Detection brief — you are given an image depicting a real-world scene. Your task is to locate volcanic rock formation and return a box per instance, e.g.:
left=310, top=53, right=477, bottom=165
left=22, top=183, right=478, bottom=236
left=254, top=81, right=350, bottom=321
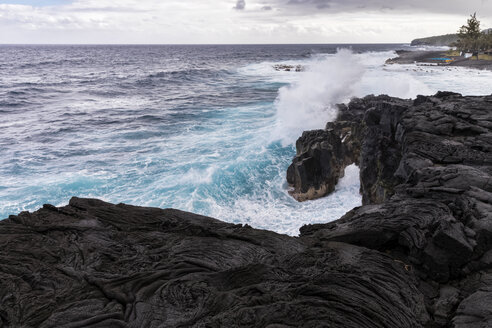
left=1, top=92, right=491, bottom=327
left=0, top=198, right=428, bottom=328
left=291, top=92, right=492, bottom=327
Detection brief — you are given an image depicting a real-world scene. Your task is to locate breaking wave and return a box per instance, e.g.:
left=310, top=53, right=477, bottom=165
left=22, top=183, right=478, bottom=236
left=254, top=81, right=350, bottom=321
left=2, top=44, right=492, bottom=236
left=273, top=49, right=364, bottom=146
left=271, top=49, right=435, bottom=145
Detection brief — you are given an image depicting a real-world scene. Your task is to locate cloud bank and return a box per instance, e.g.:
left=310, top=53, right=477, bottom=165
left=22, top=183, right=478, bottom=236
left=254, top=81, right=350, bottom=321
left=0, top=0, right=491, bottom=43
left=277, top=0, right=492, bottom=15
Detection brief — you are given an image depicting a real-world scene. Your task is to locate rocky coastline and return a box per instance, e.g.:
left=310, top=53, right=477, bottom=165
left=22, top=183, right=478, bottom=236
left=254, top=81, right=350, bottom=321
left=1, top=92, right=491, bottom=327
left=386, top=50, right=492, bottom=70
left=289, top=92, right=492, bottom=326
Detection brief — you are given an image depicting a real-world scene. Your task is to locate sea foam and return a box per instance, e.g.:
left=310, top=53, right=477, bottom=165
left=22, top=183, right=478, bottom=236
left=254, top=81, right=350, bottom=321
left=2, top=45, right=492, bottom=237
left=272, top=49, right=363, bottom=146
left=270, top=49, right=434, bottom=145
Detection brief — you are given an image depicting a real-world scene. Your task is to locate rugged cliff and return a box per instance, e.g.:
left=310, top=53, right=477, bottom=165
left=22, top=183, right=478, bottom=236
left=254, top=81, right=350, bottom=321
left=291, top=92, right=492, bottom=327
left=1, top=92, right=491, bottom=327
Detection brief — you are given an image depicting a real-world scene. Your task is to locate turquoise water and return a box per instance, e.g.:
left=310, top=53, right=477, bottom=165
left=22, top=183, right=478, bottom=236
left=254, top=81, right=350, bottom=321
left=2, top=44, right=492, bottom=235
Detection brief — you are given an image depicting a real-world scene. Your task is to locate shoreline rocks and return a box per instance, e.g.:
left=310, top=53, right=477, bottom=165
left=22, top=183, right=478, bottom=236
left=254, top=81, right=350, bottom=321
left=294, top=92, right=492, bottom=327
left=287, top=94, right=409, bottom=204
left=286, top=121, right=362, bottom=201
left=1, top=92, right=491, bottom=327
left=386, top=50, right=492, bottom=70
left=273, top=64, right=303, bottom=72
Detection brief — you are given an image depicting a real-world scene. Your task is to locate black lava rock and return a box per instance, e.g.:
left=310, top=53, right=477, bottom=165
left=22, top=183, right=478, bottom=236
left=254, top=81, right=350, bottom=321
left=1, top=92, right=491, bottom=327
left=297, top=92, right=492, bottom=327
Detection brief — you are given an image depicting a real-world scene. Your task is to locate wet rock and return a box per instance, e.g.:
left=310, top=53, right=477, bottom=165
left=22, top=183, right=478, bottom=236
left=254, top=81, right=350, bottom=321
left=286, top=105, right=365, bottom=201
left=287, top=95, right=410, bottom=203
left=286, top=124, right=358, bottom=201
left=273, top=64, right=303, bottom=72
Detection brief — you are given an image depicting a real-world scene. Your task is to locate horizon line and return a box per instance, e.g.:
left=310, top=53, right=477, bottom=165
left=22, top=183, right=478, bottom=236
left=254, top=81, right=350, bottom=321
left=0, top=42, right=410, bottom=46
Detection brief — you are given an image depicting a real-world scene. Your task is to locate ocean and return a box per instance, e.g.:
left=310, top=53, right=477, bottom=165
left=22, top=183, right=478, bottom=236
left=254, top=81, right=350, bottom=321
left=1, top=44, right=492, bottom=235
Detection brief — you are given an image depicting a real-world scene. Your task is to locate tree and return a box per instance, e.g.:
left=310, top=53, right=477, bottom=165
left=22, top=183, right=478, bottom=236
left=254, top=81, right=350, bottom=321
left=458, top=13, right=481, bottom=40
left=455, top=13, right=484, bottom=58
left=484, top=30, right=492, bottom=52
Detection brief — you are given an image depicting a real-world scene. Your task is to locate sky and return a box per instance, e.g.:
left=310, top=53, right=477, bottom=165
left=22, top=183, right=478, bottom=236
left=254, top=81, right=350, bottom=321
left=0, top=0, right=491, bottom=44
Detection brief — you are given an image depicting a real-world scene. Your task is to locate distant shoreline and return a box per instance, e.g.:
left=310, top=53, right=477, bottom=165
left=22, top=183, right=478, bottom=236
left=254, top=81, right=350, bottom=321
left=386, top=50, right=492, bottom=71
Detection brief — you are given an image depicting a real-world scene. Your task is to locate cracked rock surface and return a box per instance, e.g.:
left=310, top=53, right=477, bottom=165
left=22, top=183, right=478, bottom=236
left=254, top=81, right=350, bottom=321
left=1, top=92, right=491, bottom=327
left=1, top=198, right=427, bottom=328
left=296, top=92, right=492, bottom=327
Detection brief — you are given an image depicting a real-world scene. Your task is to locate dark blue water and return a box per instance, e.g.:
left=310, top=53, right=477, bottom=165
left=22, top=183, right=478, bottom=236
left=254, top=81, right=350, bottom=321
left=3, top=44, right=488, bottom=234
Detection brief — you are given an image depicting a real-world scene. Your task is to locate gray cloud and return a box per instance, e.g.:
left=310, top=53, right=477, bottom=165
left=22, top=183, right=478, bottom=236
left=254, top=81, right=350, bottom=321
left=234, top=0, right=246, bottom=10
left=70, top=7, right=150, bottom=13
left=272, top=0, right=492, bottom=16
left=287, top=0, right=331, bottom=10
left=1, top=0, right=491, bottom=44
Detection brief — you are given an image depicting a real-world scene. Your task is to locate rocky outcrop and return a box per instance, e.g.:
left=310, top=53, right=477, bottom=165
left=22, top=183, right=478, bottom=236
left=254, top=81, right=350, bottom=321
left=286, top=122, right=360, bottom=201
left=295, top=92, right=492, bottom=327
left=273, top=64, right=303, bottom=72
left=287, top=94, right=409, bottom=203
left=385, top=50, right=492, bottom=70
left=1, top=92, right=491, bottom=327
left=1, top=197, right=428, bottom=328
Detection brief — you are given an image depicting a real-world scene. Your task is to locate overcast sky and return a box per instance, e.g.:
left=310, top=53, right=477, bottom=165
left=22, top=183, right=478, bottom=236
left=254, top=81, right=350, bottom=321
left=0, top=0, right=491, bottom=44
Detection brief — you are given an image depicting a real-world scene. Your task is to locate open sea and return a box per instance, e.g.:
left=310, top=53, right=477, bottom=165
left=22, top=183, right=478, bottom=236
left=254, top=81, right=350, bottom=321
left=1, top=44, right=492, bottom=235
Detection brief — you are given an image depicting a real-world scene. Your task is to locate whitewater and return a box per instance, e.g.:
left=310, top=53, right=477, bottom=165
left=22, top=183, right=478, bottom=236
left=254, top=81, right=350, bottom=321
left=1, top=44, right=492, bottom=235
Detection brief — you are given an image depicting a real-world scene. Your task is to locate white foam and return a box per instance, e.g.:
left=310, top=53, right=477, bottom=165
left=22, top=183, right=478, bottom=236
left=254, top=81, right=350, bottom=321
left=237, top=60, right=303, bottom=84
left=382, top=63, right=492, bottom=95
left=271, top=49, right=364, bottom=146
left=264, top=48, right=492, bottom=147
left=6, top=47, right=491, bottom=238
left=180, top=166, right=217, bottom=184
left=209, top=164, right=361, bottom=236
left=403, top=45, right=453, bottom=52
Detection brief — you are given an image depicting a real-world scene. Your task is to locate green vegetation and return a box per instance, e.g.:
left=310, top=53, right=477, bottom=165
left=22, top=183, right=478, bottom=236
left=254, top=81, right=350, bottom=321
left=410, top=34, right=459, bottom=46
left=453, top=13, right=492, bottom=58
left=459, top=13, right=481, bottom=39
left=445, top=50, right=461, bottom=56
left=470, top=54, right=492, bottom=61
left=410, top=15, right=492, bottom=56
